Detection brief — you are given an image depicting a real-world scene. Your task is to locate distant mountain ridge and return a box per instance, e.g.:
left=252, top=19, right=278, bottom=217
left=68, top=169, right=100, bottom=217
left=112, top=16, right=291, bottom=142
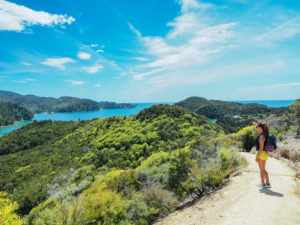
left=99, top=101, right=136, bottom=109
left=0, top=90, right=136, bottom=113
left=174, top=96, right=289, bottom=133
left=174, top=96, right=288, bottom=118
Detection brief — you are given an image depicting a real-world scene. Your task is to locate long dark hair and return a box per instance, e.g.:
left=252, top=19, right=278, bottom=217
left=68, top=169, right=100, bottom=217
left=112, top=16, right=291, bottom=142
left=257, top=122, right=269, bottom=140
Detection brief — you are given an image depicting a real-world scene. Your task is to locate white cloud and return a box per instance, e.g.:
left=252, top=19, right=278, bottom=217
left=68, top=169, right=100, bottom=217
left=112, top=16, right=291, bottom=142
left=77, top=52, right=91, bottom=60
left=41, top=57, right=74, bottom=70
left=179, top=0, right=214, bottom=12
left=0, top=0, right=75, bottom=32
left=21, top=61, right=32, bottom=66
left=82, top=64, right=104, bottom=74
left=90, top=44, right=98, bottom=47
left=128, top=0, right=237, bottom=82
left=93, top=83, right=101, bottom=87
left=166, top=13, right=204, bottom=39
left=65, top=80, right=84, bottom=85
left=135, top=57, right=149, bottom=61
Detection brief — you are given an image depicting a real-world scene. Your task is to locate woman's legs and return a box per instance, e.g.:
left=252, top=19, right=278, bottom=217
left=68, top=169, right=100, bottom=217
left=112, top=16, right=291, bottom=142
left=257, top=159, right=265, bottom=183
left=261, top=160, right=270, bottom=183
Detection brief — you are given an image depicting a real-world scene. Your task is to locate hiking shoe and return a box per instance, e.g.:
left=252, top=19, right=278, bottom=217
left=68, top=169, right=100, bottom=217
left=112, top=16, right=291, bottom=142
left=257, top=183, right=266, bottom=188
left=265, top=182, right=271, bottom=188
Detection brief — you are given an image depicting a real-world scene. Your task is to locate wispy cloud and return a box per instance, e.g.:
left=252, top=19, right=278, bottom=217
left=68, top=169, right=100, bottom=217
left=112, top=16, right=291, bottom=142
left=93, top=83, right=101, bottom=87
left=65, top=80, right=84, bottom=85
left=252, top=17, right=300, bottom=47
left=12, top=78, right=35, bottom=83
left=12, top=80, right=27, bottom=83
left=82, top=64, right=104, bottom=74
left=132, top=68, right=167, bottom=81
left=179, top=0, right=214, bottom=13
left=238, top=83, right=300, bottom=91
left=135, top=57, right=149, bottom=61
left=41, top=57, right=74, bottom=70
left=21, top=61, right=32, bottom=66
left=128, top=0, right=237, bottom=83
left=77, top=52, right=91, bottom=60
left=0, top=0, right=75, bottom=32
left=24, top=78, right=36, bottom=81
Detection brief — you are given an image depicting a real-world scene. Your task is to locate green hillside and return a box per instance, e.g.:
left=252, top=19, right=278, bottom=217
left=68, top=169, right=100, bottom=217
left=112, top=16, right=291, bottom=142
left=0, top=102, right=34, bottom=126
left=0, top=104, right=246, bottom=224
left=175, top=97, right=288, bottom=133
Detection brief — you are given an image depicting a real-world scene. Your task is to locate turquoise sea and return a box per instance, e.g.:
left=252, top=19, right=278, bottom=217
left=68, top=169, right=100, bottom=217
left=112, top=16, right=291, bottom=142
left=233, top=100, right=295, bottom=108
left=0, top=103, right=162, bottom=137
left=0, top=100, right=296, bottom=137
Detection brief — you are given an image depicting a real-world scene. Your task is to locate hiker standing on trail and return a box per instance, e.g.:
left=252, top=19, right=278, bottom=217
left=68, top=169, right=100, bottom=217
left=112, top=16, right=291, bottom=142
left=254, top=122, right=271, bottom=188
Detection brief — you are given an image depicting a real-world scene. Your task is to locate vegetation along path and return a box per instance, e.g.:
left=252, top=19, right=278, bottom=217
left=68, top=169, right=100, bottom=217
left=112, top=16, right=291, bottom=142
left=154, top=152, right=300, bottom=225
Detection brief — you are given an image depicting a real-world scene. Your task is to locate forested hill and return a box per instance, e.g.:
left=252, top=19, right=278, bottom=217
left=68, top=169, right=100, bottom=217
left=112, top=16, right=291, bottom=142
left=0, top=90, right=136, bottom=113
left=0, top=104, right=248, bottom=224
left=0, top=102, right=34, bottom=126
left=175, top=96, right=289, bottom=133
left=99, top=101, right=136, bottom=109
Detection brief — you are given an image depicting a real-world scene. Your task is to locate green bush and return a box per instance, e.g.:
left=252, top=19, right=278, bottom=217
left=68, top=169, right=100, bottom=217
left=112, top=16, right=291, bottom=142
left=0, top=192, right=24, bottom=225
left=168, top=148, right=194, bottom=197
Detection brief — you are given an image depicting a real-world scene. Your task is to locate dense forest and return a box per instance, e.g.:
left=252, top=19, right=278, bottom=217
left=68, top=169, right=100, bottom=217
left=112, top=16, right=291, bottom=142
left=175, top=97, right=289, bottom=133
left=0, top=102, right=33, bottom=126
left=99, top=101, right=136, bottom=109
left=0, top=104, right=248, bottom=224
left=0, top=90, right=136, bottom=113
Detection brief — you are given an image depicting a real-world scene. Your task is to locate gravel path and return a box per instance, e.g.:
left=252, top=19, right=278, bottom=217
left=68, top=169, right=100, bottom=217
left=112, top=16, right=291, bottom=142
left=154, top=152, right=300, bottom=225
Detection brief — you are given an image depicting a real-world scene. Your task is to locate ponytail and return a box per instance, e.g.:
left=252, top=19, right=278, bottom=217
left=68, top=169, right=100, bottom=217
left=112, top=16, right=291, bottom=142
left=257, top=122, right=270, bottom=140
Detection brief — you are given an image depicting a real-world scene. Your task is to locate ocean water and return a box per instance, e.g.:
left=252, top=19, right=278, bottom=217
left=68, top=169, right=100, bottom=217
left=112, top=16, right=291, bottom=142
left=0, top=121, right=33, bottom=137
left=234, top=100, right=295, bottom=108
left=0, top=103, right=166, bottom=137
left=33, top=103, right=164, bottom=121
left=0, top=100, right=295, bottom=137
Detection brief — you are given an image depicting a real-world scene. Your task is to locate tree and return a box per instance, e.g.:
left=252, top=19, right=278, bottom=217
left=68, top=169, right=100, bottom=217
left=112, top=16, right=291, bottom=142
left=289, top=99, right=300, bottom=135
left=168, top=148, right=194, bottom=196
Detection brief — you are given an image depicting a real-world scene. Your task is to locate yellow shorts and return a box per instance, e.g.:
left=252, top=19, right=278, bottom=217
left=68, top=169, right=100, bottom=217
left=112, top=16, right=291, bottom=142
left=256, top=151, right=269, bottom=160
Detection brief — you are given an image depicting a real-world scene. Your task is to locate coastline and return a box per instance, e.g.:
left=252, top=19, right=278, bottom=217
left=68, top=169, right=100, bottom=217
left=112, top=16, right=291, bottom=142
left=0, top=121, right=22, bottom=129
left=0, top=120, right=33, bottom=137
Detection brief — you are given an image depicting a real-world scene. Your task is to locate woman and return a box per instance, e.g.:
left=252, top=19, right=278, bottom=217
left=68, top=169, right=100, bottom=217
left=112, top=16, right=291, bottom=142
left=254, top=122, right=271, bottom=188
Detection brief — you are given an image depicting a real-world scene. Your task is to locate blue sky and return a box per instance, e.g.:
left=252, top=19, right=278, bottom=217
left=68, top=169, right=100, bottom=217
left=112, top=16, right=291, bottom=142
left=0, top=0, right=299, bottom=102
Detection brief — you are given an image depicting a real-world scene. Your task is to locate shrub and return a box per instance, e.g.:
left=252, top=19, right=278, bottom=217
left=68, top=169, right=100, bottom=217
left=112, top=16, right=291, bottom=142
left=168, top=148, right=194, bottom=197
left=140, top=184, right=178, bottom=221
left=81, top=182, right=128, bottom=224
left=0, top=192, right=24, bottom=225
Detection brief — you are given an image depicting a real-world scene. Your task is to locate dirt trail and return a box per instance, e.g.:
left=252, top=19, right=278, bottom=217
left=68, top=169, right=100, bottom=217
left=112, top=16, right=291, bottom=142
left=154, top=152, right=300, bottom=225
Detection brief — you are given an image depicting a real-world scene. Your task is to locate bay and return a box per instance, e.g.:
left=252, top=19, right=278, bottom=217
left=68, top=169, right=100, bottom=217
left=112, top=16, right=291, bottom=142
left=0, top=121, right=33, bottom=137
left=0, top=103, right=169, bottom=137
left=33, top=103, right=168, bottom=121
left=0, top=100, right=296, bottom=137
